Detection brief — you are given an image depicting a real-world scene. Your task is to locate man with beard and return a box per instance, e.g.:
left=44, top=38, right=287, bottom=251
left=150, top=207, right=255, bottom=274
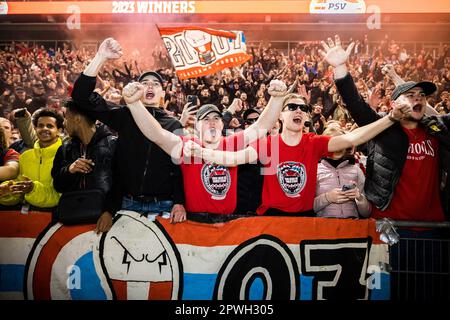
left=321, top=35, right=450, bottom=223
left=71, top=38, right=186, bottom=224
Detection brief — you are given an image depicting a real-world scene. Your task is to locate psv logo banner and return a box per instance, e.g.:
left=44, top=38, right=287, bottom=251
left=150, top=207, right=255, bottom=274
left=158, top=26, right=251, bottom=80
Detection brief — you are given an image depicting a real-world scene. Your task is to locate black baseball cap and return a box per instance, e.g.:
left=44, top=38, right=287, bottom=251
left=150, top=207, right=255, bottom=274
left=391, top=81, right=437, bottom=100
left=243, top=108, right=261, bottom=120
left=138, top=71, right=164, bottom=86
left=196, top=104, right=223, bottom=120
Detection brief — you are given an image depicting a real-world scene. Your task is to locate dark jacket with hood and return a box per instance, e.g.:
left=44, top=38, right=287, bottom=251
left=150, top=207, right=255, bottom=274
left=335, top=73, right=450, bottom=217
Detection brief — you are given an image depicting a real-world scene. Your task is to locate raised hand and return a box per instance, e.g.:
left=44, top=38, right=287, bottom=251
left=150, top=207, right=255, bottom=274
left=267, top=79, right=287, bottom=97
left=319, top=35, right=354, bottom=68
left=228, top=98, right=243, bottom=114
left=368, top=87, right=382, bottom=111
left=298, top=83, right=311, bottom=103
left=122, top=82, right=145, bottom=105
left=97, top=38, right=123, bottom=60
left=381, top=64, right=396, bottom=78
left=180, top=103, right=197, bottom=127
left=287, top=77, right=299, bottom=94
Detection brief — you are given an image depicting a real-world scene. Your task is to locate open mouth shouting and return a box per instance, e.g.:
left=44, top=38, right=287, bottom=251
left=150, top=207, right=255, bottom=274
left=293, top=115, right=303, bottom=125
left=145, top=90, right=155, bottom=100
left=208, top=128, right=218, bottom=137
left=412, top=103, right=423, bottom=113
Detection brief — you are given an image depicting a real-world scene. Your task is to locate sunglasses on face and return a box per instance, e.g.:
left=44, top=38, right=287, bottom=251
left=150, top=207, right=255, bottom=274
left=284, top=103, right=310, bottom=112
left=244, top=118, right=258, bottom=125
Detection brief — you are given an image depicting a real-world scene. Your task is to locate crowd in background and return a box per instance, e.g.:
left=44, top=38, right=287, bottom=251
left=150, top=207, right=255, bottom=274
left=0, top=33, right=449, bottom=214
left=1, top=34, right=449, bottom=136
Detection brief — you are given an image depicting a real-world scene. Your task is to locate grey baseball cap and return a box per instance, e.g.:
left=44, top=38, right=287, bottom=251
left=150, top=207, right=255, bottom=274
left=138, top=71, right=164, bottom=85
left=391, top=81, right=437, bottom=100
left=196, top=104, right=223, bottom=120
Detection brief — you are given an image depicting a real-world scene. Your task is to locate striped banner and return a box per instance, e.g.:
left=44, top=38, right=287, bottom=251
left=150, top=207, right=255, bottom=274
left=0, top=210, right=390, bottom=300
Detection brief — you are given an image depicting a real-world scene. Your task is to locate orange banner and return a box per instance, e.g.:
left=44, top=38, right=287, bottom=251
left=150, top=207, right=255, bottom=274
left=2, top=1, right=450, bottom=15
left=159, top=26, right=251, bottom=79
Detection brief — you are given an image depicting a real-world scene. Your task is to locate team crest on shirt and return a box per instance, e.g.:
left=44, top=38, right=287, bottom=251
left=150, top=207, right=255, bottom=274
left=201, top=163, right=231, bottom=200
left=277, top=162, right=307, bottom=197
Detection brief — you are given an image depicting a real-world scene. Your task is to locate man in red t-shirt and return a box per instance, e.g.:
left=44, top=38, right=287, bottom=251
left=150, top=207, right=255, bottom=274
left=321, top=34, right=449, bottom=222
left=121, top=79, right=291, bottom=218
left=186, top=93, right=410, bottom=216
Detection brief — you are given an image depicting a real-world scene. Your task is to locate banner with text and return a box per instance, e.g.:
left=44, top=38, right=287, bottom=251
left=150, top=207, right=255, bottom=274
left=158, top=26, right=251, bottom=80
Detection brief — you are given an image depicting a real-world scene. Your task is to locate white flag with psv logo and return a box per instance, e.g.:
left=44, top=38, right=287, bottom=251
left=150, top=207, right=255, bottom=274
left=158, top=26, right=251, bottom=80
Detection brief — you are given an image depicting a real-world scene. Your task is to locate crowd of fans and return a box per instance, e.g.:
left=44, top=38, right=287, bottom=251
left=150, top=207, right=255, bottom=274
left=0, top=34, right=449, bottom=219
left=1, top=35, right=449, bottom=127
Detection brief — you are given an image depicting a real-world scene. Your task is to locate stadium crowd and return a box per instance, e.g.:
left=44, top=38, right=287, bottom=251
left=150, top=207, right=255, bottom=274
left=0, top=33, right=449, bottom=232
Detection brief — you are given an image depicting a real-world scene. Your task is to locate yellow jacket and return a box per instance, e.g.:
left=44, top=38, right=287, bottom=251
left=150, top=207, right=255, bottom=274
left=16, top=138, right=62, bottom=208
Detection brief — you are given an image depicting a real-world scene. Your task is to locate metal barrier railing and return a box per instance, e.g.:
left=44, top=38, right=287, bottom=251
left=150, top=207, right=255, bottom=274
left=387, top=220, right=450, bottom=301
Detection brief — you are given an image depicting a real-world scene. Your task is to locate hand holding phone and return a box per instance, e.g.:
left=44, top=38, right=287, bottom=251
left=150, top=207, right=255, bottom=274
left=187, top=95, right=198, bottom=107
left=342, top=183, right=356, bottom=192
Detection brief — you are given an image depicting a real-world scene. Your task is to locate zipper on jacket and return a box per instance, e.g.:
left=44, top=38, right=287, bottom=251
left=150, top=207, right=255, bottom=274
left=336, top=171, right=344, bottom=217
left=139, top=108, right=155, bottom=196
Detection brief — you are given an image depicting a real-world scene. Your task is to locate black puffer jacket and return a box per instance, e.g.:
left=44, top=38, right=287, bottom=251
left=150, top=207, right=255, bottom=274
left=52, top=124, right=119, bottom=213
left=335, top=74, right=450, bottom=215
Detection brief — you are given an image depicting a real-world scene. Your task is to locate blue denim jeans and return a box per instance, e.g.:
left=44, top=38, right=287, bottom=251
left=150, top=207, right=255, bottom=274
left=121, top=197, right=173, bottom=220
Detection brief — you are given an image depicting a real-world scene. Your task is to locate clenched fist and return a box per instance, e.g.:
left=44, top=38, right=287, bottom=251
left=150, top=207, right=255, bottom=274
left=267, top=79, right=287, bottom=97
left=97, top=38, right=123, bottom=60
left=183, top=140, right=203, bottom=158
left=122, top=82, right=145, bottom=105
left=390, top=95, right=413, bottom=121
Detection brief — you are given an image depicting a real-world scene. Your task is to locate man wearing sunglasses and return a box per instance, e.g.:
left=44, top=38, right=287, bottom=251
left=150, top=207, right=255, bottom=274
left=243, top=108, right=260, bottom=128
left=321, top=35, right=450, bottom=224
left=184, top=91, right=411, bottom=216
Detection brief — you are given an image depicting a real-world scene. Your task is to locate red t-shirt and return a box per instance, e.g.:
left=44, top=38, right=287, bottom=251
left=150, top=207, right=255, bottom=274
left=2, top=149, right=19, bottom=164
left=180, top=132, right=245, bottom=215
left=252, top=133, right=331, bottom=215
left=372, top=126, right=445, bottom=221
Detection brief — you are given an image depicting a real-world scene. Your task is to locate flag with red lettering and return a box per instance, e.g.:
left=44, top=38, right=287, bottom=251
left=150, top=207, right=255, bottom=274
left=158, top=26, right=251, bottom=80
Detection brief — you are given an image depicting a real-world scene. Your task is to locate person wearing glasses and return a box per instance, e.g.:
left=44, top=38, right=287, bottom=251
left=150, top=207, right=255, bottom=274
left=243, top=108, right=260, bottom=128
left=182, top=92, right=412, bottom=216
